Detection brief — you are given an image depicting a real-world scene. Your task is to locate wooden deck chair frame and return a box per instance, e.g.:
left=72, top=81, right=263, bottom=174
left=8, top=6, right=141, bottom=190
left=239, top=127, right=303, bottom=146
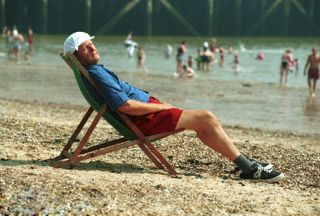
left=50, top=52, right=183, bottom=176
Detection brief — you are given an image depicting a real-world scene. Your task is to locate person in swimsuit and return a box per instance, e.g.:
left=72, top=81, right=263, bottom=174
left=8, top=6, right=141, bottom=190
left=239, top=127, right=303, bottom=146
left=304, top=47, right=320, bottom=97
left=201, top=47, right=213, bottom=71
left=280, top=49, right=294, bottom=85
left=176, top=40, right=187, bottom=77
left=63, top=32, right=284, bottom=182
left=136, top=46, right=148, bottom=73
left=27, top=27, right=33, bottom=53
left=219, top=48, right=225, bottom=67
left=11, top=27, right=24, bottom=62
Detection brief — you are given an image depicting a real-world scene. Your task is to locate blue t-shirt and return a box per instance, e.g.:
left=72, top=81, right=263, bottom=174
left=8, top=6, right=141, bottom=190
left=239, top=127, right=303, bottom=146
left=84, top=64, right=150, bottom=111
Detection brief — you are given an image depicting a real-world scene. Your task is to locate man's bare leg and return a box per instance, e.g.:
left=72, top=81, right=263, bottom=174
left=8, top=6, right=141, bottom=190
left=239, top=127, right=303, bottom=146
left=175, top=110, right=284, bottom=182
left=175, top=110, right=240, bottom=161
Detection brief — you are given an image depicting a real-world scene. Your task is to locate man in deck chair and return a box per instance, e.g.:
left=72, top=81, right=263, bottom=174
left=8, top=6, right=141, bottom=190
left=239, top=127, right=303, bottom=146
left=63, top=32, right=284, bottom=183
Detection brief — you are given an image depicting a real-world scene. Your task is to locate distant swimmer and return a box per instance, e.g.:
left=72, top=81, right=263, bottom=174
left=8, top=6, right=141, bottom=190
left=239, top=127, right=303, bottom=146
left=304, top=47, right=320, bottom=97
left=256, top=52, right=265, bottom=61
left=165, top=44, right=172, bottom=59
left=124, top=31, right=138, bottom=57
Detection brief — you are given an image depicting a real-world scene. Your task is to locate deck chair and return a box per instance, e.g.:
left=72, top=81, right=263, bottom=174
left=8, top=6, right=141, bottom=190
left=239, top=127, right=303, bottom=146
left=50, top=52, right=183, bottom=176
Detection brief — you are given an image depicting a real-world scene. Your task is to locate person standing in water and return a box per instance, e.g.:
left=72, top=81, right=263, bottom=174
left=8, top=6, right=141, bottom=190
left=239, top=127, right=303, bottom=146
left=232, top=53, right=240, bottom=72
left=11, top=26, right=24, bottom=62
left=165, top=44, right=173, bottom=59
left=176, top=40, right=187, bottom=77
left=136, top=46, right=148, bottom=73
left=304, top=47, right=320, bottom=97
left=124, top=31, right=138, bottom=57
left=27, top=27, right=33, bottom=53
left=279, top=49, right=294, bottom=85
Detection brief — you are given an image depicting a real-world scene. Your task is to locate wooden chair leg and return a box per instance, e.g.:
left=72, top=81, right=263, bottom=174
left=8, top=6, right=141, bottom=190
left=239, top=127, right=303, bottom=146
left=136, top=141, right=165, bottom=170
left=61, top=107, right=94, bottom=154
left=117, top=111, right=177, bottom=176
left=70, top=104, right=107, bottom=162
left=143, top=141, right=177, bottom=176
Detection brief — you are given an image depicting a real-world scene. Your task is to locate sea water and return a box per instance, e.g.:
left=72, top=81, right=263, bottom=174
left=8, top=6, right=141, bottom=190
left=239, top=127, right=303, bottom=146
left=17, top=35, right=318, bottom=86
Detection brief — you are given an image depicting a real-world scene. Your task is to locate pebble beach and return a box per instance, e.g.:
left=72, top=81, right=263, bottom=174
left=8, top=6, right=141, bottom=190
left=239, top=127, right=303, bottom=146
left=0, top=62, right=319, bottom=215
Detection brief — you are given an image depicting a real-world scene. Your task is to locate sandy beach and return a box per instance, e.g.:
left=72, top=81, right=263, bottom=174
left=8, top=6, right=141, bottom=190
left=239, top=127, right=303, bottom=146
left=0, top=63, right=319, bottom=215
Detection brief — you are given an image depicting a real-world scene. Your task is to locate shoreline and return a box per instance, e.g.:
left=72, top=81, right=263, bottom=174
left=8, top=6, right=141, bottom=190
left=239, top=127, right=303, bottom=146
left=1, top=62, right=319, bottom=136
left=0, top=97, right=319, bottom=215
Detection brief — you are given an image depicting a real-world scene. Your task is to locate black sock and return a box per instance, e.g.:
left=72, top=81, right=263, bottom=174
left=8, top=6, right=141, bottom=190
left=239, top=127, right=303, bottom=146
left=233, top=155, right=253, bottom=173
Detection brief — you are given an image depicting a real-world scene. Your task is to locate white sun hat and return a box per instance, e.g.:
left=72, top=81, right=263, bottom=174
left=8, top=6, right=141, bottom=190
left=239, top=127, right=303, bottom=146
left=63, top=32, right=95, bottom=53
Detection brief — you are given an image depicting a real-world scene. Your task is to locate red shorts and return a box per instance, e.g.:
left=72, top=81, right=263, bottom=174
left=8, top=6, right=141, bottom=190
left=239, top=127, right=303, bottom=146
left=130, top=97, right=183, bottom=135
left=308, top=68, right=320, bottom=80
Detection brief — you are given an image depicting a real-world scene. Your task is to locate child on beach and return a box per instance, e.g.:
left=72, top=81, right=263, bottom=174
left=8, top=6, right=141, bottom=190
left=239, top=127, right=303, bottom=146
left=182, top=64, right=195, bottom=78
left=232, top=53, right=240, bottom=72
left=24, top=50, right=31, bottom=61
left=195, top=48, right=202, bottom=70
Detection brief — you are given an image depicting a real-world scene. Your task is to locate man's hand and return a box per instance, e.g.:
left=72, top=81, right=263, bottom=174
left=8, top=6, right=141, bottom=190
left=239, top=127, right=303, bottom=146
left=160, top=101, right=176, bottom=109
left=118, top=99, right=177, bottom=116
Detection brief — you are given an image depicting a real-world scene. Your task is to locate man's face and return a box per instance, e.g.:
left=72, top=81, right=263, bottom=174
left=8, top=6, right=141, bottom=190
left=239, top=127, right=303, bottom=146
left=75, top=40, right=100, bottom=65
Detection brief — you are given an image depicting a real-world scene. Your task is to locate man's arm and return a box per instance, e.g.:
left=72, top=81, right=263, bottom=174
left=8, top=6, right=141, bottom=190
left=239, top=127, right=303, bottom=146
left=118, top=99, right=176, bottom=116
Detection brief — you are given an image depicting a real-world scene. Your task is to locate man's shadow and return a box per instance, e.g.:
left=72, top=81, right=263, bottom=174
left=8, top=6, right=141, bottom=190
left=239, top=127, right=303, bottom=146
left=0, top=158, right=206, bottom=178
left=0, top=158, right=159, bottom=175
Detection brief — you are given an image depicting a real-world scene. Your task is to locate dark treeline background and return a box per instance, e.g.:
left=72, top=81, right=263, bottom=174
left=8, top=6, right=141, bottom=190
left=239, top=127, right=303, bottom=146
left=1, top=0, right=319, bottom=36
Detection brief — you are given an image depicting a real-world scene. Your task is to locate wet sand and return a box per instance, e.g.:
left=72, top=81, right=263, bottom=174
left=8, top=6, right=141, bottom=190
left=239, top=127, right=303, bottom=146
left=0, top=63, right=319, bottom=215
left=0, top=62, right=320, bottom=135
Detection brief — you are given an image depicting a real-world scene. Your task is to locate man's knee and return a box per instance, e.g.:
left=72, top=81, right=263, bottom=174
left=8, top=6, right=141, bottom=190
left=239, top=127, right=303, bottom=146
left=177, top=110, right=220, bottom=130
left=199, top=110, right=220, bottom=126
